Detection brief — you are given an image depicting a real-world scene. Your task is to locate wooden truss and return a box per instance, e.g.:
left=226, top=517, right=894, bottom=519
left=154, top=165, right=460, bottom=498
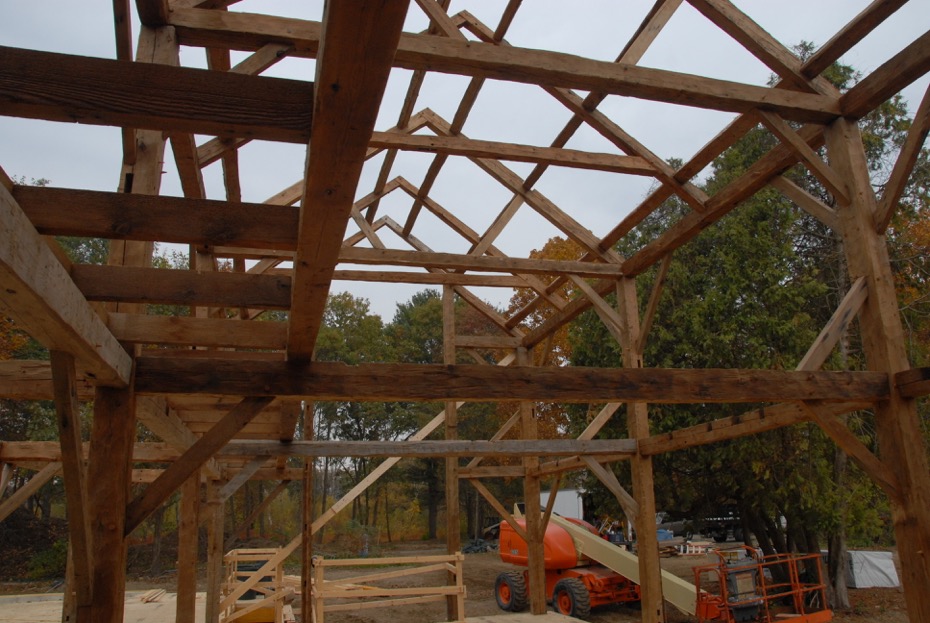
left=1, top=1, right=929, bottom=622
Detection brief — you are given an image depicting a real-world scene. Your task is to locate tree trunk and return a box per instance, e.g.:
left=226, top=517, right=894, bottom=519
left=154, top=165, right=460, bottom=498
left=427, top=459, right=440, bottom=540
left=317, top=456, right=329, bottom=545
left=384, top=486, right=392, bottom=543
left=149, top=504, right=164, bottom=576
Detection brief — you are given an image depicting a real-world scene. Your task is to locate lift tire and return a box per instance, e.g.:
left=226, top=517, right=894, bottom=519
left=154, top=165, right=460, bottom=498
left=495, top=571, right=528, bottom=612
left=553, top=578, right=591, bottom=619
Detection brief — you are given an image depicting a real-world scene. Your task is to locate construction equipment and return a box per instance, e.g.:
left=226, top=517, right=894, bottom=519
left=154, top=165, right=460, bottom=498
left=694, top=546, right=832, bottom=623
left=496, top=516, right=640, bottom=618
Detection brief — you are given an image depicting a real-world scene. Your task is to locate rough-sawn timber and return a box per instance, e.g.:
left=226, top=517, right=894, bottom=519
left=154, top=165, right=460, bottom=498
left=133, top=357, right=888, bottom=403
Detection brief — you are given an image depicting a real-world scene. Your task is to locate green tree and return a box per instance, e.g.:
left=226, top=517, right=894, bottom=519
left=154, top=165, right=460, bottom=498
left=567, top=49, right=930, bottom=610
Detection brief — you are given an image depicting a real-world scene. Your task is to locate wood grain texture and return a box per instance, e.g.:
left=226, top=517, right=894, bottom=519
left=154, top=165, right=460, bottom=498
left=288, top=0, right=410, bottom=361
left=0, top=184, right=131, bottom=386
left=133, top=356, right=889, bottom=403
left=0, top=45, right=313, bottom=142
left=170, top=8, right=841, bottom=122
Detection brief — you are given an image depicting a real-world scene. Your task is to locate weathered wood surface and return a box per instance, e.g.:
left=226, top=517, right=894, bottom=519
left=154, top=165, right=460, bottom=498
left=0, top=45, right=313, bottom=142
left=169, top=9, right=842, bottom=122
left=287, top=1, right=409, bottom=361
left=0, top=183, right=131, bottom=386
left=896, top=367, right=930, bottom=398
left=134, top=357, right=889, bottom=403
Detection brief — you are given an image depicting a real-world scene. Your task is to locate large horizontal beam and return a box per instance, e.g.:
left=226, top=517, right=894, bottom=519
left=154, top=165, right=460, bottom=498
left=368, top=132, right=655, bottom=175
left=108, top=312, right=287, bottom=349
left=134, top=356, right=888, bottom=403
left=71, top=265, right=292, bottom=309
left=340, top=247, right=624, bottom=278
left=169, top=8, right=841, bottom=123
left=0, top=184, right=131, bottom=386
left=0, top=45, right=313, bottom=142
left=19, top=188, right=618, bottom=282
left=0, top=360, right=96, bottom=400
left=221, top=439, right=637, bottom=458
left=16, top=185, right=300, bottom=251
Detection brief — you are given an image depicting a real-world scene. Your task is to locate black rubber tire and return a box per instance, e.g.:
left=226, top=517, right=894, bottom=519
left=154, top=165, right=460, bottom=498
left=552, top=578, right=592, bottom=619
left=495, top=571, right=528, bottom=612
left=713, top=533, right=728, bottom=543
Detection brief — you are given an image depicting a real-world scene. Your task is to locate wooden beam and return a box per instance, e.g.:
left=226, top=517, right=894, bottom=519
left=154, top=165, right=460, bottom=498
left=221, top=439, right=637, bottom=458
left=334, top=270, right=525, bottom=287
left=896, top=367, right=930, bottom=398
left=137, top=397, right=221, bottom=479
left=582, top=456, right=638, bottom=519
left=512, top=0, right=906, bottom=345
left=225, top=480, right=290, bottom=550
left=287, top=1, right=410, bottom=361
left=16, top=185, right=300, bottom=250
left=797, top=277, right=868, bottom=371
left=804, top=0, right=908, bottom=79
left=0, top=360, right=95, bottom=401
left=875, top=82, right=930, bottom=232
left=758, top=110, right=850, bottom=205
left=134, top=357, right=889, bottom=403
left=50, top=352, right=93, bottom=607
left=686, top=0, right=835, bottom=95
left=800, top=401, right=901, bottom=503
left=339, top=246, right=625, bottom=278
left=175, top=471, right=199, bottom=623
left=124, top=396, right=273, bottom=534
left=454, top=335, right=522, bottom=349
left=639, top=401, right=867, bottom=456
left=135, top=0, right=170, bottom=26
left=0, top=183, right=131, bottom=386
left=86, top=385, right=135, bottom=623
left=71, top=264, right=291, bottom=310
left=168, top=9, right=842, bottom=122
left=0, top=462, right=61, bottom=523
left=827, top=116, right=930, bottom=621
left=312, top=410, right=448, bottom=534
left=218, top=455, right=270, bottom=502
left=107, top=312, right=287, bottom=350
left=468, top=477, right=528, bottom=543
left=0, top=45, right=313, bottom=143
left=840, top=29, right=930, bottom=119
left=368, top=131, right=655, bottom=175
left=769, top=175, right=839, bottom=230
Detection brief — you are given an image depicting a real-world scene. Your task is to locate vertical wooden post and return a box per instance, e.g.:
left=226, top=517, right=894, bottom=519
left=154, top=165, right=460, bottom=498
left=517, top=346, right=546, bottom=615
left=301, top=403, right=314, bottom=623
left=86, top=385, right=136, bottom=623
left=826, top=118, right=930, bottom=623
left=442, top=285, right=463, bottom=621
left=617, top=278, right=665, bottom=623
left=62, top=544, right=76, bottom=623
left=205, top=480, right=225, bottom=623
left=313, top=558, right=326, bottom=623
left=50, top=351, right=92, bottom=619
left=176, top=470, right=200, bottom=623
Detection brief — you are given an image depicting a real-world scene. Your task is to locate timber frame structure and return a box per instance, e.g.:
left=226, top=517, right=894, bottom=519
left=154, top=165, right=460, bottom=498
left=1, top=1, right=929, bottom=622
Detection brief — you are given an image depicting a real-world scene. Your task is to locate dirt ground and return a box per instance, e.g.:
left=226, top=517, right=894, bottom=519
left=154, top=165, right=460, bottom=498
left=0, top=540, right=909, bottom=623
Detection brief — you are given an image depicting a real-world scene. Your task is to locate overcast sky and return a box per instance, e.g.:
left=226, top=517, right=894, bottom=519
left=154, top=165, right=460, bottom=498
left=1, top=1, right=928, bottom=320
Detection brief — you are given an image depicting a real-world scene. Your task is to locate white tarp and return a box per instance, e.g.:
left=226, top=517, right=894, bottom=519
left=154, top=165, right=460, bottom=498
left=847, top=550, right=899, bottom=588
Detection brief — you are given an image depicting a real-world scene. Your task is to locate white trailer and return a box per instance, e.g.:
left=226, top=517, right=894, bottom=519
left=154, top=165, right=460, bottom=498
left=540, top=488, right=584, bottom=520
